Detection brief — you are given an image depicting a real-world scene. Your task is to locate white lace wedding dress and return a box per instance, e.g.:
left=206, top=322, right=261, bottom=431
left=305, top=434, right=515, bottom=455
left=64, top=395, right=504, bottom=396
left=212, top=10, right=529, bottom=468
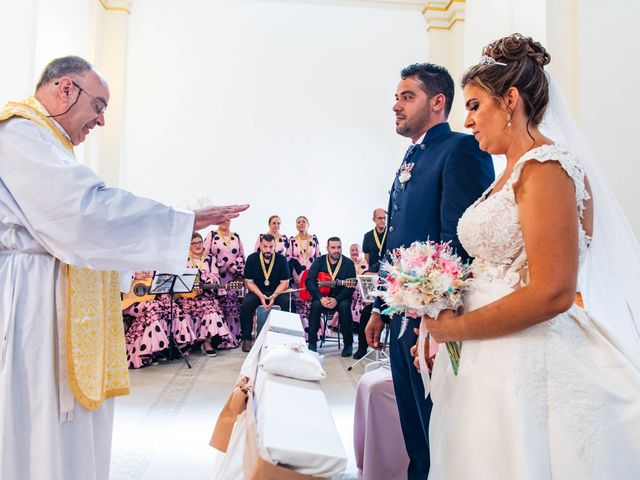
left=428, top=144, right=640, bottom=479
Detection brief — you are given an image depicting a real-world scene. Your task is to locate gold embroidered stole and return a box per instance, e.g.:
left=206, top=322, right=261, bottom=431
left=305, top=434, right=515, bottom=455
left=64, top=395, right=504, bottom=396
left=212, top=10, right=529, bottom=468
left=0, top=97, right=129, bottom=410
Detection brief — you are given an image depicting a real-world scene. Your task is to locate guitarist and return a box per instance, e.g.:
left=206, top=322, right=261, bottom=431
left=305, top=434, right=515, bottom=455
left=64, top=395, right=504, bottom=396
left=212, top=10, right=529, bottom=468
left=305, top=237, right=356, bottom=356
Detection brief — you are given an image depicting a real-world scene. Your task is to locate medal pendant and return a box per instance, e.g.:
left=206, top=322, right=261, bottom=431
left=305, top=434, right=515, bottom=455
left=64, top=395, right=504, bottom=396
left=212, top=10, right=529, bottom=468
left=264, top=279, right=270, bottom=286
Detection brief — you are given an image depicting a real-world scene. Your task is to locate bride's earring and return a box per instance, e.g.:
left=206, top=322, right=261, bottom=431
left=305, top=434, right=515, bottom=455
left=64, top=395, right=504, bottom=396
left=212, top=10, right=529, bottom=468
left=506, top=113, right=512, bottom=128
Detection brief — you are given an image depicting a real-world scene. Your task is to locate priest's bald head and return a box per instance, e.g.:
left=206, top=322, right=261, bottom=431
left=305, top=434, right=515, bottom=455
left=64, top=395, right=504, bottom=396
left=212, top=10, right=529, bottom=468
left=34, top=56, right=109, bottom=146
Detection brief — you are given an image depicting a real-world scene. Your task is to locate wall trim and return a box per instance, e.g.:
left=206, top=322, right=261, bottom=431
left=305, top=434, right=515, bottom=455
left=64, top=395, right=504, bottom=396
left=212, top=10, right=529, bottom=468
left=422, top=0, right=465, bottom=14
left=423, top=0, right=464, bottom=31
left=98, top=0, right=132, bottom=14
left=255, top=0, right=424, bottom=10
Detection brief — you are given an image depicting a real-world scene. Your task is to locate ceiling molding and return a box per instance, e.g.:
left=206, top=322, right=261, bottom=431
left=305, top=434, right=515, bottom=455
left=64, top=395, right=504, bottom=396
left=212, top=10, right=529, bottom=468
left=258, top=0, right=425, bottom=11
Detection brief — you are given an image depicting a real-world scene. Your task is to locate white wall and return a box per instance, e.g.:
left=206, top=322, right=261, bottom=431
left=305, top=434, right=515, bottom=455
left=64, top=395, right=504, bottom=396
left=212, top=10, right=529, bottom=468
left=2, top=0, right=637, bottom=245
left=0, top=0, right=105, bottom=169
left=577, top=0, right=640, bottom=234
left=122, top=0, right=428, bottom=250
left=463, top=0, right=546, bottom=74
left=0, top=0, right=38, bottom=103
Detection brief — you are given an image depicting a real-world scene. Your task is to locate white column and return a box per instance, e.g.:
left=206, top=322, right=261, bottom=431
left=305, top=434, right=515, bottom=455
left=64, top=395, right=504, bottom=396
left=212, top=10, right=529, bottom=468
left=91, top=0, right=134, bottom=187
left=545, top=0, right=579, bottom=114
left=0, top=0, right=38, bottom=106
left=422, top=0, right=467, bottom=129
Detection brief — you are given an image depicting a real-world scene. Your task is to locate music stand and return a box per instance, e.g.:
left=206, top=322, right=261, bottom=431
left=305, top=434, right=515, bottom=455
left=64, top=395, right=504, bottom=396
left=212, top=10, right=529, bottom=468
left=348, top=275, right=390, bottom=371
left=149, top=269, right=198, bottom=369
left=356, top=274, right=379, bottom=303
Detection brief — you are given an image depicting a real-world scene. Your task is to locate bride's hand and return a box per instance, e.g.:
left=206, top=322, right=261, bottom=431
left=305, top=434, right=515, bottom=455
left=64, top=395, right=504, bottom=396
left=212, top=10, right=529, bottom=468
left=423, top=310, right=459, bottom=343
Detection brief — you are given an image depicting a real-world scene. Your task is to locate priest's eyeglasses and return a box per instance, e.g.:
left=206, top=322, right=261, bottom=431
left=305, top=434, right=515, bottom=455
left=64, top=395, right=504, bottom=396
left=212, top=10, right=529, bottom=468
left=72, top=81, right=108, bottom=115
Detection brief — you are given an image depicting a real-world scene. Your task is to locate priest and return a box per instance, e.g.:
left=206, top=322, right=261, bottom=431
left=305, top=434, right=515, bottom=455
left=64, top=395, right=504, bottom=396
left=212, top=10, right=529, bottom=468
left=0, top=55, right=248, bottom=480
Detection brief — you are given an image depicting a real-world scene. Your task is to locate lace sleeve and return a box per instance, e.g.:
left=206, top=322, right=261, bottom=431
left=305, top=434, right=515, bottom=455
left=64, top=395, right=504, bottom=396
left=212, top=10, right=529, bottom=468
left=506, top=144, right=591, bottom=217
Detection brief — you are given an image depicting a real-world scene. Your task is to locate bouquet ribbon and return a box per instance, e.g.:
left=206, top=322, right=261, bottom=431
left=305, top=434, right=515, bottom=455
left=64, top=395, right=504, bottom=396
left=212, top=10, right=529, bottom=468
left=417, top=321, right=432, bottom=397
left=418, top=311, right=462, bottom=398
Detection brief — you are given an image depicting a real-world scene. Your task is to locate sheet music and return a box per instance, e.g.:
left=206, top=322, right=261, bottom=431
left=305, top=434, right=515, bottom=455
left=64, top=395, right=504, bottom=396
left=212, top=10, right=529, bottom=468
left=150, top=268, right=198, bottom=294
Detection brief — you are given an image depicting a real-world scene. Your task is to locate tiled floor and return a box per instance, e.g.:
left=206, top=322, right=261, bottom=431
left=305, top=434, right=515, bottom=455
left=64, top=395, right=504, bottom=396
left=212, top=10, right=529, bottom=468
left=110, top=342, right=372, bottom=480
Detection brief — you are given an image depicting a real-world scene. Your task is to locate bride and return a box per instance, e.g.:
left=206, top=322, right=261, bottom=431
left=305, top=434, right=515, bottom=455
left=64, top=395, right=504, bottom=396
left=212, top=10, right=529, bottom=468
left=423, top=34, right=640, bottom=478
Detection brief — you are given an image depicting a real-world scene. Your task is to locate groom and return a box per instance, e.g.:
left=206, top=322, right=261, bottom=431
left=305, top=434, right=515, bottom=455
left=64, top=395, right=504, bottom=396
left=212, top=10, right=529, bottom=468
left=365, top=63, right=494, bottom=478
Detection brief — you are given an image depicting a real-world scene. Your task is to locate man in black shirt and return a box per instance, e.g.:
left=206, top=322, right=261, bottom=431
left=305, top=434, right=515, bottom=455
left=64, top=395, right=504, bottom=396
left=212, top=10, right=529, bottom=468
left=361, top=208, right=388, bottom=273
left=305, top=237, right=356, bottom=356
left=240, top=234, right=292, bottom=352
left=353, top=208, right=388, bottom=359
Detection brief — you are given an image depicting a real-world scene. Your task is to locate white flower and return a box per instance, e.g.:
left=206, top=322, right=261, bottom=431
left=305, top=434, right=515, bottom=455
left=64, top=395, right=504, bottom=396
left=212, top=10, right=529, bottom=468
left=398, top=162, right=415, bottom=188
left=429, top=271, right=453, bottom=294
left=399, top=170, right=412, bottom=183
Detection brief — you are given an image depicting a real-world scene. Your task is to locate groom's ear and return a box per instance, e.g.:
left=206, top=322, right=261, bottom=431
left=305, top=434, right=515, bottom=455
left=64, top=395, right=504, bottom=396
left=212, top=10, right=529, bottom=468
left=431, top=93, right=447, bottom=114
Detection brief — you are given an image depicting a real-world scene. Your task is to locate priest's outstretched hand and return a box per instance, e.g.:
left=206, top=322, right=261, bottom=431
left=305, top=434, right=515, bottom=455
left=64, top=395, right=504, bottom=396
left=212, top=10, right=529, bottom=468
left=193, top=204, right=250, bottom=231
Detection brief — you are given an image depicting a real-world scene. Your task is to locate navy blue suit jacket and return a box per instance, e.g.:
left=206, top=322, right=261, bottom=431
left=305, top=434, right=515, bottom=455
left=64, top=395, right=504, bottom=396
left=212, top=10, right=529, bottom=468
left=375, top=122, right=494, bottom=309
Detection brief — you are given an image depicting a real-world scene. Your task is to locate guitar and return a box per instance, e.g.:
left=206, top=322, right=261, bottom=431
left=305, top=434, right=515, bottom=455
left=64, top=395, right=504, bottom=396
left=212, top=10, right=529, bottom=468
left=175, top=280, right=245, bottom=299
left=298, top=270, right=357, bottom=301
left=122, top=279, right=244, bottom=309
left=122, top=277, right=155, bottom=310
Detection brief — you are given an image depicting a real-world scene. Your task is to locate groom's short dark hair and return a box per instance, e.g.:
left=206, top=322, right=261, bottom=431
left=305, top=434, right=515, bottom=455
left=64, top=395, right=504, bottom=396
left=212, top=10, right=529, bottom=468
left=401, top=63, right=454, bottom=117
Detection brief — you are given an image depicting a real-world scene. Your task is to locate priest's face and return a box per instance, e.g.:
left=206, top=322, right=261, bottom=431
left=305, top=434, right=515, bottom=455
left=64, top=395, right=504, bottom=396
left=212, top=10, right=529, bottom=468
left=56, top=70, right=110, bottom=146
left=327, top=240, right=342, bottom=261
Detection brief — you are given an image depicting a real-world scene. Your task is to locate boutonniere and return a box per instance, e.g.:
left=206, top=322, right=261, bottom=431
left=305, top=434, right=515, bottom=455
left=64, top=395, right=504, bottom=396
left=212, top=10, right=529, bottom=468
left=398, top=162, right=415, bottom=189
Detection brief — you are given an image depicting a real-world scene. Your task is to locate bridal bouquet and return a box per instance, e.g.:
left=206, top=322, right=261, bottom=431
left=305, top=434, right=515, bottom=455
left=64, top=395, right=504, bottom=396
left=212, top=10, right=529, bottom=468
left=376, top=241, right=473, bottom=380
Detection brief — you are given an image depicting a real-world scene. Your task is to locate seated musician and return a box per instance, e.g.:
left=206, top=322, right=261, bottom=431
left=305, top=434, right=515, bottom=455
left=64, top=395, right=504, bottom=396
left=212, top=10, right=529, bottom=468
left=176, top=232, right=232, bottom=357
left=305, top=237, right=356, bottom=356
left=123, top=271, right=193, bottom=368
left=240, top=233, right=292, bottom=352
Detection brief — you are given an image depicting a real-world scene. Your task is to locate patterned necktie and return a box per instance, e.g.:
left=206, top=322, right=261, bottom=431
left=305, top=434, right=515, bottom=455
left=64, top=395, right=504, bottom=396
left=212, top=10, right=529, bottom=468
left=402, top=144, right=417, bottom=163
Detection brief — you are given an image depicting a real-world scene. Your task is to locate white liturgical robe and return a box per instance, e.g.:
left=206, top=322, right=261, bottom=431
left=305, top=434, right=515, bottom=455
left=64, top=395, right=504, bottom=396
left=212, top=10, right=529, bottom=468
left=0, top=116, right=194, bottom=480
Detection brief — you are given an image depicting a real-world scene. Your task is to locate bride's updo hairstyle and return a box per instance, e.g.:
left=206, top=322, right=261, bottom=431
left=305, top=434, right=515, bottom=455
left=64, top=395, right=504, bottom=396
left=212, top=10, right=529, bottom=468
left=462, top=33, right=551, bottom=128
